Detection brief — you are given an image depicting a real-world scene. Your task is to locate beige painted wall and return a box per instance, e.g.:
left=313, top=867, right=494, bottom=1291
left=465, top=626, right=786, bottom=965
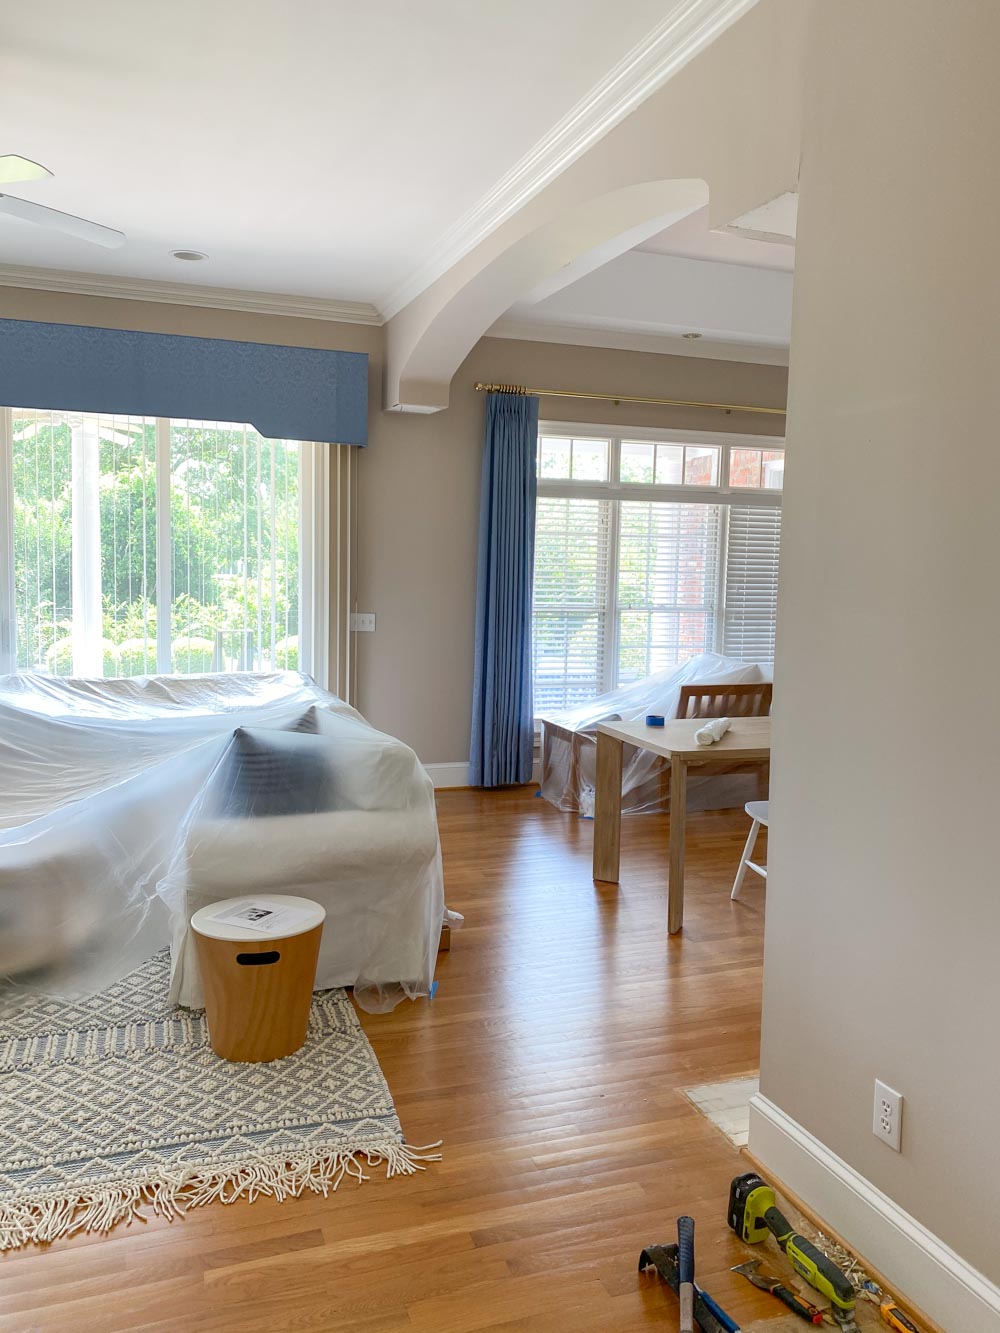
left=0, top=287, right=786, bottom=762
left=755, top=0, right=999, bottom=1287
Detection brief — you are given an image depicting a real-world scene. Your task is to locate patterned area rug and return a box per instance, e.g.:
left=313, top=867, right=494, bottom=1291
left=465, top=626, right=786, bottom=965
left=0, top=951, right=438, bottom=1250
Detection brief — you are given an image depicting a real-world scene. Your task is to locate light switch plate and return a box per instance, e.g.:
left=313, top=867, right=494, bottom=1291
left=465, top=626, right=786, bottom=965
left=350, top=612, right=376, bottom=632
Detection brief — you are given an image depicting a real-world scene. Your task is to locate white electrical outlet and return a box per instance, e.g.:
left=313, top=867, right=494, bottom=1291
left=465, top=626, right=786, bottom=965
left=873, top=1079, right=903, bottom=1151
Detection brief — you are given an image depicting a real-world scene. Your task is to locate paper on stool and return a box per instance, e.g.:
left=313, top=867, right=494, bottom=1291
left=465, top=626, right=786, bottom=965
left=210, top=900, right=315, bottom=935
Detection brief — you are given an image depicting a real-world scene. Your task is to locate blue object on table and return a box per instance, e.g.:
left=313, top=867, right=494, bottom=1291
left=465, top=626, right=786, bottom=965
left=645, top=714, right=665, bottom=726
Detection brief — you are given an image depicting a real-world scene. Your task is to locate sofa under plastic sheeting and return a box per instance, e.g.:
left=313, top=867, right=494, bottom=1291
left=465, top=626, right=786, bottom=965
left=0, top=672, right=446, bottom=1013
left=538, top=653, right=770, bottom=816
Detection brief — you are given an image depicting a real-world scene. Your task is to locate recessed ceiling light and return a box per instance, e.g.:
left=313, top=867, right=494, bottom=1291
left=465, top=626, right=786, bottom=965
left=171, top=249, right=207, bottom=262
left=682, top=332, right=703, bottom=340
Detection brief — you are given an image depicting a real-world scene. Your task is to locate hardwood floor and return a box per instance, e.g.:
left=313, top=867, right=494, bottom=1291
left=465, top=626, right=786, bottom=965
left=1, top=788, right=777, bottom=1332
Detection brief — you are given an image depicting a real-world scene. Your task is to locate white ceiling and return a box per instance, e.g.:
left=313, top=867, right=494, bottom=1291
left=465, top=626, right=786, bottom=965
left=495, top=204, right=795, bottom=359
left=0, top=0, right=671, bottom=305
left=640, top=203, right=794, bottom=271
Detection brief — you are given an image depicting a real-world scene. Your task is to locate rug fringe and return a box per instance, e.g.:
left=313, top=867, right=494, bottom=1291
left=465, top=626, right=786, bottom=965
left=0, top=1140, right=443, bottom=1251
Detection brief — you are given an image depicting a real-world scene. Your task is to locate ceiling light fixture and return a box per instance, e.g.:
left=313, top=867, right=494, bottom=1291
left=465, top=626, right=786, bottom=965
left=682, top=332, right=703, bottom=340
left=171, top=249, right=207, bottom=261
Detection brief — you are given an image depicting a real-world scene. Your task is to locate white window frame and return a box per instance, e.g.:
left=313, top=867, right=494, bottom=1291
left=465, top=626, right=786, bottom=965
left=0, top=406, right=329, bottom=682
left=534, top=420, right=784, bottom=706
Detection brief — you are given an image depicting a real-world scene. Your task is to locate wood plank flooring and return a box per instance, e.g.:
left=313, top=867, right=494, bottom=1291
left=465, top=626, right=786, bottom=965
left=1, top=788, right=777, bottom=1332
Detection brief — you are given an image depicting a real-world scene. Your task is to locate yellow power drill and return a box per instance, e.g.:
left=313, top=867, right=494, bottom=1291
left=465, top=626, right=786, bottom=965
left=728, top=1173, right=859, bottom=1330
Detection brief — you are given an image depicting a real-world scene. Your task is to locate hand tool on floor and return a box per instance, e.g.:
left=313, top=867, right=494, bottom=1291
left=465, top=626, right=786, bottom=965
left=678, top=1214, right=696, bottom=1333
left=880, top=1299, right=921, bottom=1331
left=732, top=1259, right=825, bottom=1324
left=638, top=1244, right=739, bottom=1333
left=728, top=1173, right=858, bottom=1330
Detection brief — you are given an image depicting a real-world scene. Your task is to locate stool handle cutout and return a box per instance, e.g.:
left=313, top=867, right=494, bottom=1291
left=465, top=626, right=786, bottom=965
left=236, top=950, right=281, bottom=966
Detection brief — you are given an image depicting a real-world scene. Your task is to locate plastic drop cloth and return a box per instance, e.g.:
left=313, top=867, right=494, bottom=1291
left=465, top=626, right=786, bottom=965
left=538, top=653, right=769, bottom=816
left=0, top=672, right=446, bottom=1013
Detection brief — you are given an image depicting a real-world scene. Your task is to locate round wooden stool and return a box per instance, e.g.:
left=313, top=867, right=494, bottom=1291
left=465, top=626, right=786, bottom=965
left=191, top=895, right=325, bottom=1063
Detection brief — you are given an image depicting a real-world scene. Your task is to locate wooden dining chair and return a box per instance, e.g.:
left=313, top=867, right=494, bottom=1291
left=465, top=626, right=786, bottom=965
left=675, top=681, right=773, bottom=719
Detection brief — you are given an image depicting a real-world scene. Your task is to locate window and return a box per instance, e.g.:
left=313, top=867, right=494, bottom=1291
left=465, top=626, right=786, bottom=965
left=617, top=500, right=721, bottom=685
left=0, top=406, right=319, bottom=678
left=532, top=426, right=783, bottom=714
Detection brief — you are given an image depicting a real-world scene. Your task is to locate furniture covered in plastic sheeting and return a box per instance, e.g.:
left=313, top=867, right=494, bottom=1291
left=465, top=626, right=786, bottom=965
left=0, top=672, right=445, bottom=1013
left=538, top=654, right=770, bottom=816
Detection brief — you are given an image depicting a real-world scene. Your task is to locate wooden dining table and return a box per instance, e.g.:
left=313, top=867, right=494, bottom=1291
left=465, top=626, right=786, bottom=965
left=592, top=716, right=771, bottom=933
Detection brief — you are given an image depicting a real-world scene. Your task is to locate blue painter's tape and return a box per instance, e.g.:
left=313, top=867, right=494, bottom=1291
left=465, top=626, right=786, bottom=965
left=645, top=714, right=665, bottom=726
left=429, top=981, right=439, bottom=1000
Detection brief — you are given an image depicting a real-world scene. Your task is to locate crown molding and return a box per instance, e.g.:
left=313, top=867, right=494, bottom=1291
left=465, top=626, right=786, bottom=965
left=378, top=0, right=760, bottom=321
left=0, top=265, right=382, bottom=326
left=488, top=316, right=789, bottom=367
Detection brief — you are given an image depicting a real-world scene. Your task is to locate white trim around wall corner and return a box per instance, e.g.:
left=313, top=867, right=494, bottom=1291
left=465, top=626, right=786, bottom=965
left=377, top=0, right=761, bottom=320
left=748, top=1094, right=1000, bottom=1332
left=424, top=761, right=541, bottom=790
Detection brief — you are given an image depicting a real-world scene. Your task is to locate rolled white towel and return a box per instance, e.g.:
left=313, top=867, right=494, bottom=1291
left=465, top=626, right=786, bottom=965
left=695, top=716, right=731, bottom=746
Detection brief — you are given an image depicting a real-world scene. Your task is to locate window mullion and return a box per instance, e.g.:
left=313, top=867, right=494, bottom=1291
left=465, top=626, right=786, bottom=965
left=601, top=437, right=622, bottom=691
left=70, top=417, right=103, bottom=676
left=154, top=418, right=172, bottom=674
left=602, top=496, right=621, bottom=693
left=714, top=503, right=730, bottom=654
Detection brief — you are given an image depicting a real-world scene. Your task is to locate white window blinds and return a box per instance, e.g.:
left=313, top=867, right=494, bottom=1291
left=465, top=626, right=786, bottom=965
left=722, top=504, right=782, bottom=664
left=617, top=501, right=721, bottom=683
left=532, top=495, right=611, bottom=713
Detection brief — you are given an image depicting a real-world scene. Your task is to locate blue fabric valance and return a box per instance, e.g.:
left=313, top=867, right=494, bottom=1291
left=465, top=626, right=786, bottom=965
left=0, top=318, right=368, bottom=445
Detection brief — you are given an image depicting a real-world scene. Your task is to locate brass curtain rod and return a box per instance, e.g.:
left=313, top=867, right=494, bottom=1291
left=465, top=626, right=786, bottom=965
left=474, top=382, right=785, bottom=417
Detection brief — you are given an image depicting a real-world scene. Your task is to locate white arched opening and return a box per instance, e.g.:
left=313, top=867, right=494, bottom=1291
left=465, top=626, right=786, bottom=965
left=385, top=179, right=709, bottom=412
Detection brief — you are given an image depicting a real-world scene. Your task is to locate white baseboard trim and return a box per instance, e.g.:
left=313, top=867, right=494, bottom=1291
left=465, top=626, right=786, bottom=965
left=423, top=761, right=541, bottom=790
left=748, top=1093, right=1000, bottom=1332
left=424, top=762, right=472, bottom=789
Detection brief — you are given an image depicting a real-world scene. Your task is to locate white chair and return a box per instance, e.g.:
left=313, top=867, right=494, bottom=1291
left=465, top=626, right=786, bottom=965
left=731, top=800, right=769, bottom=899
